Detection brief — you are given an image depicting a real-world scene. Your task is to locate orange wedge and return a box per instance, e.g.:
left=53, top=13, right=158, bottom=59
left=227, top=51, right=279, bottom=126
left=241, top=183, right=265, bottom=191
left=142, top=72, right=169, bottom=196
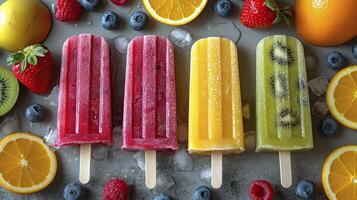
left=0, top=133, right=57, bottom=194
left=326, top=65, right=357, bottom=130
left=143, top=0, right=208, bottom=26
left=322, top=145, right=357, bottom=200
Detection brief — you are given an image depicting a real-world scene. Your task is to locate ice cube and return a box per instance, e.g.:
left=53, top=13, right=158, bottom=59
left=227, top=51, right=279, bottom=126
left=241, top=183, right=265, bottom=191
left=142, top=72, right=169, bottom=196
left=244, top=131, right=256, bottom=152
left=0, top=115, right=19, bottom=135
left=133, top=151, right=145, bottom=171
left=177, top=121, right=188, bottom=143
left=46, top=85, right=59, bottom=106
left=156, top=173, right=175, bottom=192
left=123, top=167, right=139, bottom=185
left=43, top=126, right=59, bottom=149
left=170, top=148, right=193, bottom=171
left=114, top=37, right=129, bottom=54
left=169, top=29, right=193, bottom=48
left=92, top=145, right=109, bottom=161
left=136, top=1, right=143, bottom=8
left=199, top=167, right=211, bottom=184
left=305, top=55, right=318, bottom=73
left=112, top=126, right=123, bottom=151
left=312, top=101, right=329, bottom=117
left=308, top=76, right=329, bottom=97
left=51, top=3, right=56, bottom=14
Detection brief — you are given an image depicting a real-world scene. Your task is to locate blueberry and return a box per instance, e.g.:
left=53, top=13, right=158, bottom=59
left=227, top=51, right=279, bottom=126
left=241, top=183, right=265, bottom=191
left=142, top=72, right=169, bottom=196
left=101, top=11, right=119, bottom=30
left=153, top=193, right=171, bottom=200
left=214, top=0, right=233, bottom=17
left=320, top=117, right=338, bottom=137
left=25, top=104, right=45, bottom=122
left=193, top=186, right=212, bottom=200
left=295, top=179, right=315, bottom=199
left=129, top=11, right=148, bottom=31
left=352, top=42, right=357, bottom=59
left=63, top=183, right=84, bottom=200
left=80, top=0, right=100, bottom=11
left=326, top=51, right=344, bottom=70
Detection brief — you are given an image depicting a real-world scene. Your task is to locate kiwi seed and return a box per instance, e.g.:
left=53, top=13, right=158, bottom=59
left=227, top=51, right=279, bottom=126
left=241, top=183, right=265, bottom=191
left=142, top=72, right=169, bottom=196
left=270, top=73, right=289, bottom=99
left=0, top=67, right=19, bottom=117
left=269, top=41, right=295, bottom=66
left=278, top=108, right=300, bottom=128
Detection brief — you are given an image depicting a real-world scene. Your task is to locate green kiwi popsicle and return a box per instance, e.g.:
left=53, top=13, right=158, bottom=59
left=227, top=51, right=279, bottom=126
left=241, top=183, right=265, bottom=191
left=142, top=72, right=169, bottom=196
left=256, top=35, right=313, bottom=151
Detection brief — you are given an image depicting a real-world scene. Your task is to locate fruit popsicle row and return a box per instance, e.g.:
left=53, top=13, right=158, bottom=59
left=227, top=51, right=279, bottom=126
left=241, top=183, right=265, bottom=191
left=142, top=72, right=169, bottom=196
left=56, top=34, right=313, bottom=189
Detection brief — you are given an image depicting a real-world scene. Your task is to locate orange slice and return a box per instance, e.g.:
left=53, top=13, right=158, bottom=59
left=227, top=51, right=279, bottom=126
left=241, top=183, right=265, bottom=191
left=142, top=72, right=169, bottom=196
left=143, top=0, right=208, bottom=26
left=326, top=65, right=357, bottom=130
left=0, top=133, right=57, bottom=194
left=322, top=145, right=357, bottom=200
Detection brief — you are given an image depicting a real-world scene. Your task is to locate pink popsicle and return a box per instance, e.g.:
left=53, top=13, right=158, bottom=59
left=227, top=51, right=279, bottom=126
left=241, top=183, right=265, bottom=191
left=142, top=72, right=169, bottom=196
left=123, top=35, right=178, bottom=151
left=57, top=34, right=112, bottom=146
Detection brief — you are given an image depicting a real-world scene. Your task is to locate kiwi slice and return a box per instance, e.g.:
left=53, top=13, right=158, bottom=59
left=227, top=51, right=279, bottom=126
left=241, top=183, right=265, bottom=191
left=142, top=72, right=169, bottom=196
left=270, top=73, right=289, bottom=99
left=278, top=108, right=300, bottom=128
left=269, top=41, right=295, bottom=66
left=0, top=67, right=19, bottom=116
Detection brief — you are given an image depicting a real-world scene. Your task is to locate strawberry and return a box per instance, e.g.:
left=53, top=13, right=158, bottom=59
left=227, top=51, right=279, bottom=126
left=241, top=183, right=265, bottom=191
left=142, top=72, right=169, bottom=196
left=56, top=0, right=83, bottom=22
left=240, top=0, right=291, bottom=29
left=7, top=45, right=54, bottom=94
left=111, top=0, right=129, bottom=6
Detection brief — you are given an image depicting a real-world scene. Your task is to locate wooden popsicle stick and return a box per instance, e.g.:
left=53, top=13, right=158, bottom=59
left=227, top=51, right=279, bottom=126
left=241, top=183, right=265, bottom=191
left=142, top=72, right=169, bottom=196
left=79, top=144, right=91, bottom=184
left=211, top=153, right=223, bottom=189
left=279, top=151, right=292, bottom=188
left=145, top=150, right=157, bottom=189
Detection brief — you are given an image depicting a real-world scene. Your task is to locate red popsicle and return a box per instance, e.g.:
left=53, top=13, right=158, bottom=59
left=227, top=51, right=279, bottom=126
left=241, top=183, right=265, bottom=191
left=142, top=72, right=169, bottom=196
left=123, top=35, right=178, bottom=151
left=57, top=34, right=112, bottom=146
left=122, top=35, right=178, bottom=188
left=57, top=34, right=112, bottom=184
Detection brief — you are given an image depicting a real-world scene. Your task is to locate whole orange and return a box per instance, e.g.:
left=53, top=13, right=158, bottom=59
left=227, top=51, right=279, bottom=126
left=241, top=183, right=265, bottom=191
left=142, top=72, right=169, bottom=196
left=295, top=0, right=357, bottom=46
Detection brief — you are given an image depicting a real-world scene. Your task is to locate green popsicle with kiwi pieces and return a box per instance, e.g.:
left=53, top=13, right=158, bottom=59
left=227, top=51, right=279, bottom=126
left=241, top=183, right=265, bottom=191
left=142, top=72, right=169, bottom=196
left=0, top=67, right=19, bottom=116
left=256, top=35, right=313, bottom=188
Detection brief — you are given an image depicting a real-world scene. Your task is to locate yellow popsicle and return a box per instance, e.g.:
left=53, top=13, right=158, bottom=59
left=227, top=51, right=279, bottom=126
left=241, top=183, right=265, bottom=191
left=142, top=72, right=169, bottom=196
left=188, top=37, right=244, bottom=154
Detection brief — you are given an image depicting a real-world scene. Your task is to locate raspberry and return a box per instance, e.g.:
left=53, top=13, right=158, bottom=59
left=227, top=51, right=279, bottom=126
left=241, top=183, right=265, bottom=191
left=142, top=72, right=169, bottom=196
left=249, top=180, right=275, bottom=200
left=56, top=0, right=83, bottom=22
left=111, top=0, right=129, bottom=6
left=102, top=179, right=129, bottom=200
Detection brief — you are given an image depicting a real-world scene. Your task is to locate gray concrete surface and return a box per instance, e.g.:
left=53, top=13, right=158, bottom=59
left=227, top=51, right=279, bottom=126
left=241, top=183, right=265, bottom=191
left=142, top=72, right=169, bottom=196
left=0, top=0, right=356, bottom=199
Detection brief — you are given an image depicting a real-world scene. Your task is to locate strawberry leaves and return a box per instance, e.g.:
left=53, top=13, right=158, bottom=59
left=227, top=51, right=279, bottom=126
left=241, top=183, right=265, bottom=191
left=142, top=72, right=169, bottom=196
left=7, top=44, right=48, bottom=73
left=264, top=0, right=292, bottom=26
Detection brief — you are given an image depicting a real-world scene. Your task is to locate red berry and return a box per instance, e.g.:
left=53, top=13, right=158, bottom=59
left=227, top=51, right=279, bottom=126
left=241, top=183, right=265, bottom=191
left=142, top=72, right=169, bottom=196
left=102, top=179, right=129, bottom=200
left=240, top=0, right=291, bottom=29
left=8, top=45, right=54, bottom=94
left=56, top=0, right=83, bottom=22
left=249, top=180, right=275, bottom=200
left=111, top=0, right=129, bottom=6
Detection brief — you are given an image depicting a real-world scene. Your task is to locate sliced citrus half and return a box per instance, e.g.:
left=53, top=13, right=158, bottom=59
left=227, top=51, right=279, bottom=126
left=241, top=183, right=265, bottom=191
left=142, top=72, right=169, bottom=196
left=0, top=133, right=57, bottom=194
left=322, top=145, right=357, bottom=200
left=326, top=65, right=357, bottom=130
left=143, top=0, right=208, bottom=26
